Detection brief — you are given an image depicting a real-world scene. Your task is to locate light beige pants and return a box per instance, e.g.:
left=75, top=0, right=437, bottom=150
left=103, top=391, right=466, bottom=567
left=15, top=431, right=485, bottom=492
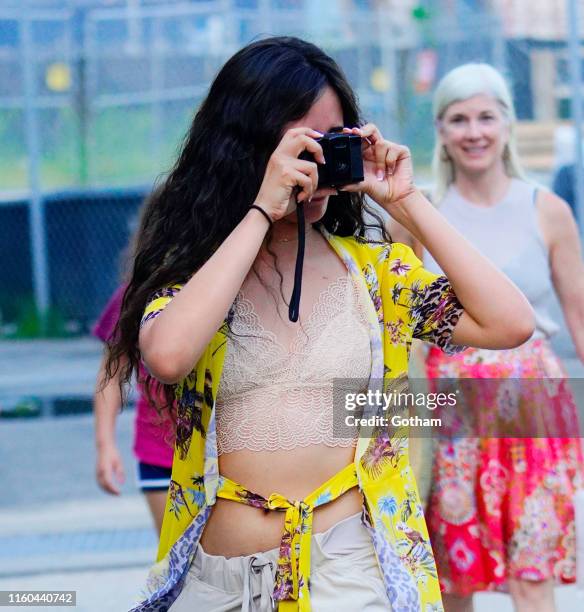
left=169, top=512, right=392, bottom=611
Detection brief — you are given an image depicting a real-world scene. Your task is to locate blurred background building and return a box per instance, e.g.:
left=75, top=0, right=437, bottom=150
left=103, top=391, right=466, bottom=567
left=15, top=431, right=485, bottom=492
left=0, top=0, right=582, bottom=338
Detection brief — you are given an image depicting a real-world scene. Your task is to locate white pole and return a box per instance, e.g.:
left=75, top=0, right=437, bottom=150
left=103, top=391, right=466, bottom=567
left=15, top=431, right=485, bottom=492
left=258, top=0, right=271, bottom=35
left=151, top=15, right=163, bottom=175
left=126, top=0, right=143, bottom=55
left=567, top=0, right=584, bottom=238
left=378, top=6, right=400, bottom=141
left=21, top=14, right=50, bottom=335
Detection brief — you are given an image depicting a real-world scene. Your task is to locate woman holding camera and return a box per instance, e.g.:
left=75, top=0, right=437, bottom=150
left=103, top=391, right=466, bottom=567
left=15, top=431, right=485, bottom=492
left=423, top=64, right=584, bottom=612
left=108, top=38, right=534, bottom=611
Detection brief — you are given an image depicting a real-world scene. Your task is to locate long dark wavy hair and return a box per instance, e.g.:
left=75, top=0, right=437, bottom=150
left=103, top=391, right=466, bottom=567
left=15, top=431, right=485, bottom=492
left=106, top=36, right=390, bottom=412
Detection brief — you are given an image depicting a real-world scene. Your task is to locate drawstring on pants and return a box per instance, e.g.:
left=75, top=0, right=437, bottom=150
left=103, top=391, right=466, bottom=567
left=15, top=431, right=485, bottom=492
left=242, top=556, right=275, bottom=612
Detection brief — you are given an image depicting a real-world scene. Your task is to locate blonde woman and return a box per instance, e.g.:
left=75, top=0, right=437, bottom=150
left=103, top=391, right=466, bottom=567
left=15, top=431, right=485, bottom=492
left=423, top=63, right=584, bottom=612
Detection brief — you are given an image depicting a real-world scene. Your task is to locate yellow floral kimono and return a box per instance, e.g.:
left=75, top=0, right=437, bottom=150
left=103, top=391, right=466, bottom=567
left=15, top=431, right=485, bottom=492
left=132, top=231, right=464, bottom=612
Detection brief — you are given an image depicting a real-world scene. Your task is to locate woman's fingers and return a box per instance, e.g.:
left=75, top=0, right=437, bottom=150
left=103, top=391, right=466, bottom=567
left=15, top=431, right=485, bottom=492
left=98, top=466, right=120, bottom=495
left=337, top=123, right=416, bottom=207
left=277, top=158, right=318, bottom=202
left=294, top=159, right=319, bottom=196
left=286, top=126, right=323, bottom=140
left=344, top=124, right=388, bottom=179
left=290, top=167, right=316, bottom=203
left=255, top=126, right=332, bottom=220
left=96, top=451, right=124, bottom=495
left=373, top=140, right=390, bottom=181
left=390, top=144, right=412, bottom=175
left=113, top=459, right=126, bottom=486
left=384, top=145, right=398, bottom=177
left=343, top=126, right=373, bottom=153
left=280, top=127, right=325, bottom=164
left=337, top=180, right=364, bottom=194
left=345, top=124, right=412, bottom=180
left=349, top=123, right=383, bottom=147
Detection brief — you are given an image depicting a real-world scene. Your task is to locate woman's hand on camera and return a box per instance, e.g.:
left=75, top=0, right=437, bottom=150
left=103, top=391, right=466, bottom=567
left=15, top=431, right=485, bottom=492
left=340, top=124, right=416, bottom=215
left=254, top=127, right=333, bottom=222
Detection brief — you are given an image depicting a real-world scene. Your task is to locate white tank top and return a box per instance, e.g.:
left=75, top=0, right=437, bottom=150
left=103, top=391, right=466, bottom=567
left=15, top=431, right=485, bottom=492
left=424, top=178, right=559, bottom=340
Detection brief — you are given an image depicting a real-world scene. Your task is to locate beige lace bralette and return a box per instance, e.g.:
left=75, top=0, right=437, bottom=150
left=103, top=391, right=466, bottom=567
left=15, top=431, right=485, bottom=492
left=215, top=274, right=372, bottom=454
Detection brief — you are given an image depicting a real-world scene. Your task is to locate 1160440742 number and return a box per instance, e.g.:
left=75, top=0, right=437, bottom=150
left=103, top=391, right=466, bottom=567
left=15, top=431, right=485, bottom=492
left=0, top=591, right=76, bottom=606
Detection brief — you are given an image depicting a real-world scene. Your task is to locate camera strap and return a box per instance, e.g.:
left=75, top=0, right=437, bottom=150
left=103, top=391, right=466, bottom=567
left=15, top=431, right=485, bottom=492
left=288, top=200, right=305, bottom=322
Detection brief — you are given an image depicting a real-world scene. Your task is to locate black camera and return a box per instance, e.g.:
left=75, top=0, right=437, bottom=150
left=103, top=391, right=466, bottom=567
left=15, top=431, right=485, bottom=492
left=300, top=132, right=364, bottom=188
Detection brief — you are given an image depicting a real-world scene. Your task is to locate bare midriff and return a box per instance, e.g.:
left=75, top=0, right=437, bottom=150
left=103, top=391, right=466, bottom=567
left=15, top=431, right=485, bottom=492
left=199, top=444, right=362, bottom=557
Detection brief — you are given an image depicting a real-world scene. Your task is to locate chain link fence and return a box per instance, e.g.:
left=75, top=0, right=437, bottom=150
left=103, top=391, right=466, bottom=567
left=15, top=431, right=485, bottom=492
left=0, top=0, right=547, bottom=337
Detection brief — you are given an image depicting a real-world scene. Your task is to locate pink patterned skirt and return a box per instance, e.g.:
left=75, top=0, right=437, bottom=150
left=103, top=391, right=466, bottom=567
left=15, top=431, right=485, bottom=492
left=425, top=339, right=584, bottom=595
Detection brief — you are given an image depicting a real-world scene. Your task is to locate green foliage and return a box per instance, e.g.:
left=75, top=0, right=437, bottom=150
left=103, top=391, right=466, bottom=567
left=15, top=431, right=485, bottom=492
left=0, top=397, right=41, bottom=419
left=411, top=6, right=432, bottom=22
left=0, top=103, right=198, bottom=190
left=4, top=296, right=74, bottom=339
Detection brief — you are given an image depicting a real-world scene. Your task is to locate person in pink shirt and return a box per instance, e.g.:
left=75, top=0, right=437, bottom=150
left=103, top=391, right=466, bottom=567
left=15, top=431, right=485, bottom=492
left=93, top=285, right=174, bottom=534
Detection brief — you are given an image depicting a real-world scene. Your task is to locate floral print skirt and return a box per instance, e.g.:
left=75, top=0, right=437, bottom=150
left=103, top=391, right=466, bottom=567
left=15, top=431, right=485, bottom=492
left=425, top=339, right=584, bottom=595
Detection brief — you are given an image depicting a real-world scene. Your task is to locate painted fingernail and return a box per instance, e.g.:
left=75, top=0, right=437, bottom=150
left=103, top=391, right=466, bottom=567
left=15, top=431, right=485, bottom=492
left=377, top=169, right=385, bottom=181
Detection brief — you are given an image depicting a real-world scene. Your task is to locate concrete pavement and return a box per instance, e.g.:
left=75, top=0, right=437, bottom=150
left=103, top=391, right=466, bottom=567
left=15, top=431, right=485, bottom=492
left=0, top=338, right=103, bottom=398
left=0, top=409, right=157, bottom=611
